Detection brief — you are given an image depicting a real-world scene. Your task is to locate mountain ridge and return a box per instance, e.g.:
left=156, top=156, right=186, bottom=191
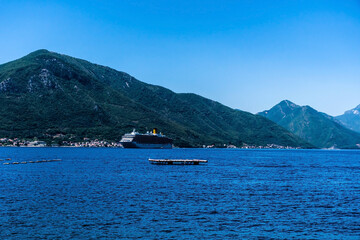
left=259, top=100, right=360, bottom=148
left=336, top=104, right=360, bottom=133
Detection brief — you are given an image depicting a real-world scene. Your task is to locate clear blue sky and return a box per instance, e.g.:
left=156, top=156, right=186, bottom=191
left=1, top=0, right=359, bottom=116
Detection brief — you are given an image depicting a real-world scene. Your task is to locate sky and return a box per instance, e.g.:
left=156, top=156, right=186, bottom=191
left=0, top=0, right=359, bottom=116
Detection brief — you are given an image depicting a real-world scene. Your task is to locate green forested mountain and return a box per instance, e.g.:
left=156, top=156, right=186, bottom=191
left=0, top=50, right=310, bottom=147
left=259, top=100, right=360, bottom=148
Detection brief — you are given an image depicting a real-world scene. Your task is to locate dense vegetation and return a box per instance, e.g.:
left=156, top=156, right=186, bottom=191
left=0, top=50, right=311, bottom=147
left=259, top=100, right=360, bottom=148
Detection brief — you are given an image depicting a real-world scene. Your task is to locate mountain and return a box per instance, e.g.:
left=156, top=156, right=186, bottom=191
left=0, top=50, right=311, bottom=147
left=259, top=100, right=360, bottom=149
left=336, top=105, right=360, bottom=133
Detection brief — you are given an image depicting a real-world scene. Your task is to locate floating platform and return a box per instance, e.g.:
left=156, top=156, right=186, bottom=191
left=149, top=158, right=208, bottom=165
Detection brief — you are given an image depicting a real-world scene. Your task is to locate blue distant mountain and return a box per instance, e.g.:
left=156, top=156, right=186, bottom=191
left=259, top=100, right=360, bottom=149
left=336, top=105, right=360, bottom=134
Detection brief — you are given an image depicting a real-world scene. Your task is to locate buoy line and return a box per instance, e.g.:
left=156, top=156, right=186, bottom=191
left=2, top=159, right=62, bottom=165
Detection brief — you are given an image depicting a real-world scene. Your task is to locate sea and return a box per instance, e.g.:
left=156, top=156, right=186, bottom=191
left=1, top=148, right=360, bottom=239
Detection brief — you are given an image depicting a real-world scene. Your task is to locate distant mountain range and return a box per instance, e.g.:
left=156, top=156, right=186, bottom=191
left=0, top=50, right=310, bottom=148
left=336, top=105, right=360, bottom=134
left=259, top=100, right=360, bottom=149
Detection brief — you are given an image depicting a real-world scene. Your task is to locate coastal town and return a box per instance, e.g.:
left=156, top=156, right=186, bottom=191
left=0, top=138, right=122, bottom=148
left=0, top=137, right=301, bottom=149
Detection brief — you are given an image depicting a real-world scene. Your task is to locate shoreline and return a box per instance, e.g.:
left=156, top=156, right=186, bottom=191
left=0, top=146, right=357, bottom=150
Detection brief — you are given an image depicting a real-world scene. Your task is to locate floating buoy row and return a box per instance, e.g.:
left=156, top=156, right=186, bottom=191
left=2, top=159, right=61, bottom=165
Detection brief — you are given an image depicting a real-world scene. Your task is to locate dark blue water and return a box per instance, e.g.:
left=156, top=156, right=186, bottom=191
left=1, top=148, right=360, bottom=239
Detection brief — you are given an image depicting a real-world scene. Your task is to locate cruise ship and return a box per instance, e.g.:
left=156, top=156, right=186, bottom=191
left=120, top=128, right=173, bottom=149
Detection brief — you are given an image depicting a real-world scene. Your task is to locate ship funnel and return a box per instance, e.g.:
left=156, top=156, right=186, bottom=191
left=152, top=128, right=158, bottom=134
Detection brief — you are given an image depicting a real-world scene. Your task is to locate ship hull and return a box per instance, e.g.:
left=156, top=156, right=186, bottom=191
left=121, top=142, right=172, bottom=149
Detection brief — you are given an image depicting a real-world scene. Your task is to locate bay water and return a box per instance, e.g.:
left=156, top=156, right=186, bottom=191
left=1, top=148, right=360, bottom=239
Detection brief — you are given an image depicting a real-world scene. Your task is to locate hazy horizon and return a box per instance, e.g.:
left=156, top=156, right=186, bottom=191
left=1, top=0, right=359, bottom=116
